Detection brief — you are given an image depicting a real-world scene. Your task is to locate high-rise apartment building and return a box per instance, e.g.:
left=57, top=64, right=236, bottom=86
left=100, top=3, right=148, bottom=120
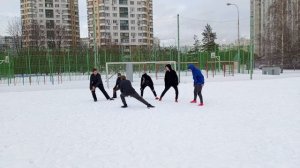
left=20, top=0, right=80, bottom=48
left=86, top=0, right=153, bottom=48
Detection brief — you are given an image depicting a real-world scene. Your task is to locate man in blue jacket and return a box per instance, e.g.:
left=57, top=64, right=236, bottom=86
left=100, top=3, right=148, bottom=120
left=188, top=64, right=204, bottom=106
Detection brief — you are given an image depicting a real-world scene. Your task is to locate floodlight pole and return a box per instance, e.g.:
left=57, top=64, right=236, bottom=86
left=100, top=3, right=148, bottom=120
left=93, top=1, right=97, bottom=67
left=250, top=5, right=254, bottom=80
left=177, top=14, right=181, bottom=83
left=227, top=3, right=240, bottom=73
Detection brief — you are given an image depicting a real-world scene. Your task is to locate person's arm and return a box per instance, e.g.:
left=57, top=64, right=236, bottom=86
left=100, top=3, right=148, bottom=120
left=174, top=71, right=179, bottom=85
left=149, top=76, right=154, bottom=85
left=119, top=81, right=124, bottom=93
left=90, top=75, right=93, bottom=90
left=115, top=78, right=119, bottom=87
left=140, top=76, right=143, bottom=87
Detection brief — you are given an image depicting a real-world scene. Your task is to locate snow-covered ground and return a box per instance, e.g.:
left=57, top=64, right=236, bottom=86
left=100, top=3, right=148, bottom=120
left=1, top=70, right=300, bottom=168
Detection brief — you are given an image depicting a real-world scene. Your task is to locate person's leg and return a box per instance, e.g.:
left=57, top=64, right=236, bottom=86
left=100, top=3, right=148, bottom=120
left=120, top=93, right=128, bottom=107
left=172, top=85, right=179, bottom=101
left=131, top=92, right=150, bottom=106
left=91, top=91, right=97, bottom=101
left=159, top=86, right=171, bottom=100
left=98, top=84, right=111, bottom=99
left=149, top=84, right=157, bottom=97
left=194, top=85, right=197, bottom=100
left=190, top=85, right=197, bottom=103
left=196, top=85, right=203, bottom=104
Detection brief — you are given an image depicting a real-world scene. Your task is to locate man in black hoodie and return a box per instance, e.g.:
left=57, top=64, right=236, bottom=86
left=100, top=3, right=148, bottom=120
left=119, top=75, right=155, bottom=108
left=140, top=73, right=159, bottom=99
left=112, top=73, right=121, bottom=98
left=90, top=68, right=114, bottom=102
left=159, top=64, right=179, bottom=102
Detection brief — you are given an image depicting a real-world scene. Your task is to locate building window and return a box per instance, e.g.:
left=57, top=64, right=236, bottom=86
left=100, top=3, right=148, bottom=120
left=130, top=1, right=134, bottom=5
left=119, top=7, right=128, bottom=18
left=45, top=0, right=53, bottom=8
left=130, top=20, right=135, bottom=24
left=45, top=10, right=54, bottom=18
left=46, top=20, right=55, bottom=28
left=120, top=20, right=129, bottom=30
left=120, top=33, right=129, bottom=43
left=119, top=0, right=127, bottom=5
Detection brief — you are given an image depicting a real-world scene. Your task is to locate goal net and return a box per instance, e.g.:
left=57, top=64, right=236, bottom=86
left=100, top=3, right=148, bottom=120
left=105, top=61, right=177, bottom=88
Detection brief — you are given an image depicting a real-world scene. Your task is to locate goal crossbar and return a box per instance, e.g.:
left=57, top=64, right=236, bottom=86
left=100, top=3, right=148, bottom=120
left=105, top=61, right=177, bottom=88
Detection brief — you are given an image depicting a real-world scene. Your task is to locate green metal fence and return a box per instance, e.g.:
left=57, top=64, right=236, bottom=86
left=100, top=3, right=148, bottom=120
left=0, top=46, right=251, bottom=85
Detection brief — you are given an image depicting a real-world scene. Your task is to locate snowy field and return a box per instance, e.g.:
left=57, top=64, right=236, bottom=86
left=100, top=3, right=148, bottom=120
left=1, top=70, right=300, bottom=168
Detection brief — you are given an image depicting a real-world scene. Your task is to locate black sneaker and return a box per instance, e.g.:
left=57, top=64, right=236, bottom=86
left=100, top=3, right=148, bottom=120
left=108, top=98, right=114, bottom=100
left=147, top=104, right=155, bottom=108
left=121, top=105, right=128, bottom=108
left=112, top=96, right=117, bottom=98
left=94, top=100, right=97, bottom=102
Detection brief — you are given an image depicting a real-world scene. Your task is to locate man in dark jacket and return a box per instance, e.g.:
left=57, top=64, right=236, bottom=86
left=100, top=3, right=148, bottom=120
left=90, top=68, right=114, bottom=102
left=119, top=75, right=155, bottom=108
left=188, top=64, right=204, bottom=106
left=159, top=64, right=179, bottom=102
left=140, top=73, right=159, bottom=99
left=112, top=73, right=121, bottom=98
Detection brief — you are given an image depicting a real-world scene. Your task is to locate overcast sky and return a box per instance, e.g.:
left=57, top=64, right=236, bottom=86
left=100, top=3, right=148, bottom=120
left=0, top=0, right=250, bottom=46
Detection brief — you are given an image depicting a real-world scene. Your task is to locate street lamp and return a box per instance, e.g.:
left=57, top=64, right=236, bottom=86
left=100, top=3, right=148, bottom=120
left=227, top=2, right=240, bottom=73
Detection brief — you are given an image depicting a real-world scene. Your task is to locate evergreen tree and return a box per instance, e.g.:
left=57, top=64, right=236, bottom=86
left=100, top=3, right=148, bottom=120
left=201, top=24, right=219, bottom=53
left=192, top=35, right=200, bottom=53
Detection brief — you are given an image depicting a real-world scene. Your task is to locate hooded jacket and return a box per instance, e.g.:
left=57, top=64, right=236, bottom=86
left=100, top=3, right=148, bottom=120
left=165, top=64, right=178, bottom=87
left=90, top=73, right=103, bottom=89
left=188, top=64, right=204, bottom=85
left=119, top=79, right=137, bottom=96
left=140, top=73, right=154, bottom=87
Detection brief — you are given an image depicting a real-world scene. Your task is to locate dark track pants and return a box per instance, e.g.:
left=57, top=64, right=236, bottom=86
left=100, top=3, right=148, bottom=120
left=140, top=84, right=157, bottom=97
left=121, top=92, right=150, bottom=106
left=193, top=84, right=203, bottom=103
left=91, top=84, right=110, bottom=101
left=160, top=85, right=178, bottom=100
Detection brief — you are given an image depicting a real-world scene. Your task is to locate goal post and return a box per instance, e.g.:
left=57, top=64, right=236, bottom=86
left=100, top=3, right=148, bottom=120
left=105, top=61, right=176, bottom=88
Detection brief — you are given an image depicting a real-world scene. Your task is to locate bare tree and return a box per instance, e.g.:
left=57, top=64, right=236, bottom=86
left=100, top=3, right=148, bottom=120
left=54, top=24, right=67, bottom=50
left=7, top=17, right=22, bottom=56
left=31, top=20, right=46, bottom=50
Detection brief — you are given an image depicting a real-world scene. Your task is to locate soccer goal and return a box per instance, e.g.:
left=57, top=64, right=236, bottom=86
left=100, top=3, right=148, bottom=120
left=105, top=61, right=176, bottom=88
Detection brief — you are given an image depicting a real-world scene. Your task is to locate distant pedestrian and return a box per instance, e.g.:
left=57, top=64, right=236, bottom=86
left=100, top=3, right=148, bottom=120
left=188, top=64, right=204, bottom=106
left=159, top=64, right=179, bottom=102
left=119, top=75, right=155, bottom=108
left=112, top=73, right=122, bottom=98
left=140, top=73, right=159, bottom=99
left=90, top=68, right=114, bottom=102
